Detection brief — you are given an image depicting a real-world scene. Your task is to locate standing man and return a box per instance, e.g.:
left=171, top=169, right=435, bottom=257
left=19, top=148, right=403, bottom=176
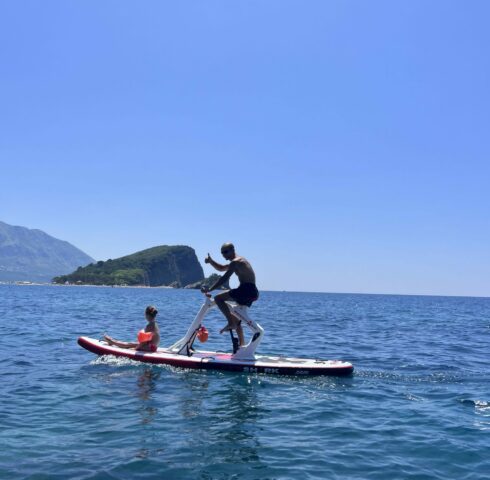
left=202, top=243, right=259, bottom=347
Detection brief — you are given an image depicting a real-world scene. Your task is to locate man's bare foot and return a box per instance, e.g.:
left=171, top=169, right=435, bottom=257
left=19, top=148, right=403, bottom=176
left=103, top=334, right=114, bottom=344
left=220, top=324, right=232, bottom=334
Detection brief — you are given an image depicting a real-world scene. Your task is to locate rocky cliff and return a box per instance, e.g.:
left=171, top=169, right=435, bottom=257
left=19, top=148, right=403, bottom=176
left=53, top=245, right=204, bottom=286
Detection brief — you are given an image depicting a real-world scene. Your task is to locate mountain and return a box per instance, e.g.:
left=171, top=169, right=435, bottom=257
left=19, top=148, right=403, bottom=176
left=53, top=245, right=204, bottom=287
left=0, top=221, right=95, bottom=282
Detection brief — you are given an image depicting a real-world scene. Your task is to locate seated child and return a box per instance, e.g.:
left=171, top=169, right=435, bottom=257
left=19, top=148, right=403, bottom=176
left=104, top=305, right=160, bottom=352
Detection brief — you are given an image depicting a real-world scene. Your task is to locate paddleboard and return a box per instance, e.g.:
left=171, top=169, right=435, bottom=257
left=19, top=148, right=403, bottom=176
left=78, top=336, right=354, bottom=376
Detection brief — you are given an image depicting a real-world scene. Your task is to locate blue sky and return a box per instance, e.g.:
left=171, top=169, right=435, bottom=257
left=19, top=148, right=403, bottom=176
left=1, top=1, right=489, bottom=296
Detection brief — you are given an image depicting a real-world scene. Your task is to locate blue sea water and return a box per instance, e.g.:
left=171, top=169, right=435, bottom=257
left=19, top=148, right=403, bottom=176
left=0, top=285, right=489, bottom=480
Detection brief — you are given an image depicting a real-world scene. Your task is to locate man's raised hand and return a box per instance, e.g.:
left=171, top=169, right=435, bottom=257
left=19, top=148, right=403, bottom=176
left=204, top=253, right=212, bottom=264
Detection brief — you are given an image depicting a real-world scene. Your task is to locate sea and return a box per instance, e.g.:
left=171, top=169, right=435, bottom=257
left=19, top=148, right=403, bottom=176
left=1, top=284, right=489, bottom=480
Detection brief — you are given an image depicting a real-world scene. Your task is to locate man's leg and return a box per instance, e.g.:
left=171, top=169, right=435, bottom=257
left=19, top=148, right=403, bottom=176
left=236, top=323, right=245, bottom=346
left=214, top=291, right=240, bottom=332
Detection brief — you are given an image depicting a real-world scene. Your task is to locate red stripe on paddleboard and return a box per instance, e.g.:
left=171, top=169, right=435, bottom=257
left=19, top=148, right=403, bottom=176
left=77, top=337, right=354, bottom=376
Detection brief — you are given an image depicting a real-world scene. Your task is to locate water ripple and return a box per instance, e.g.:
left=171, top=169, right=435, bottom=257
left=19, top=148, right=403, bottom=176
left=0, top=285, right=489, bottom=479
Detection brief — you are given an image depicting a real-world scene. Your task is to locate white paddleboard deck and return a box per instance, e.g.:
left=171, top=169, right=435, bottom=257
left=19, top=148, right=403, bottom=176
left=78, top=336, right=354, bottom=376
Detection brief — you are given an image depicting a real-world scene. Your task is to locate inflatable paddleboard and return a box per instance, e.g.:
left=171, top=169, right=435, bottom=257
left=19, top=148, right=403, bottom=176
left=78, top=336, right=354, bottom=376
left=78, top=294, right=354, bottom=377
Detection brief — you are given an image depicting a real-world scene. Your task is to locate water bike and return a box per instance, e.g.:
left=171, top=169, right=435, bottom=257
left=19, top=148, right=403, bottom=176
left=78, top=293, right=354, bottom=376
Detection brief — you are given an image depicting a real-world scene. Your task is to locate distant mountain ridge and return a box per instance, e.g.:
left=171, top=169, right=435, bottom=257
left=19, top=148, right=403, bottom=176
left=0, top=221, right=94, bottom=282
left=53, top=245, right=204, bottom=287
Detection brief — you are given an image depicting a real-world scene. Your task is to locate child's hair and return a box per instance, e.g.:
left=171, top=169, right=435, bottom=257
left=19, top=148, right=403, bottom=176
left=145, top=305, right=158, bottom=318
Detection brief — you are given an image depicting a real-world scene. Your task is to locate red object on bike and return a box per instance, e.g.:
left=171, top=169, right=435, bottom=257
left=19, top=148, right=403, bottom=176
left=197, top=326, right=209, bottom=343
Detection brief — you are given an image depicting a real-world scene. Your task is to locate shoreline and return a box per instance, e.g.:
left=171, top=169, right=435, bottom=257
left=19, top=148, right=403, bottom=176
left=1, top=281, right=488, bottom=299
left=0, top=282, right=174, bottom=289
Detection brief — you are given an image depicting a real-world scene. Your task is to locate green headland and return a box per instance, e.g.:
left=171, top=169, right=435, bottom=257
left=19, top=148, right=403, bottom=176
left=53, top=245, right=204, bottom=287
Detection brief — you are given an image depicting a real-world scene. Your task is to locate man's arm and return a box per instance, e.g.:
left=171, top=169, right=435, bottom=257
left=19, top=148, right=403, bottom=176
left=207, top=263, right=235, bottom=292
left=205, top=253, right=229, bottom=272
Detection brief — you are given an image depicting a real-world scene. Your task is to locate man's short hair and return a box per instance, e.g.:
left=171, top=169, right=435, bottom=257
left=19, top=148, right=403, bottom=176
left=221, top=242, right=235, bottom=252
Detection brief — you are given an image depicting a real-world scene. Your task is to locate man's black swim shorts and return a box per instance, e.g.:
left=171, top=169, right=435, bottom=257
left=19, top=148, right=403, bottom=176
left=229, top=283, right=259, bottom=307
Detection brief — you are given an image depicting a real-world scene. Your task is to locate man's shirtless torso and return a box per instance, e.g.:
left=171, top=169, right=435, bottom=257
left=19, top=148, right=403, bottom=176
left=228, top=256, right=256, bottom=285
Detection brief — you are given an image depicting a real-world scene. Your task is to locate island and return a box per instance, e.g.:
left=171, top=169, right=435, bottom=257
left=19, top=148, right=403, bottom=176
left=53, top=245, right=204, bottom=287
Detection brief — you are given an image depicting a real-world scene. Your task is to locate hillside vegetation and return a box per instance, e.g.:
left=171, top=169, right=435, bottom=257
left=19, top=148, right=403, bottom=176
left=53, top=245, right=204, bottom=287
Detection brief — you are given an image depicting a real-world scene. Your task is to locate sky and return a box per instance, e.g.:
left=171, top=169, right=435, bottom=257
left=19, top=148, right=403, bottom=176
left=1, top=1, right=489, bottom=296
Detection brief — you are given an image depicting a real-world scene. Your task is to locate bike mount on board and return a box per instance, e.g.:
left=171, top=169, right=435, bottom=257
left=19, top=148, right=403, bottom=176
left=168, top=293, right=264, bottom=360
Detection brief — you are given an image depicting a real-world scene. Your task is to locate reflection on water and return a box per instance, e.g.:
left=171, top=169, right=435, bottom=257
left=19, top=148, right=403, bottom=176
left=178, top=372, right=210, bottom=419
left=193, top=375, right=263, bottom=466
left=136, top=368, right=161, bottom=425
left=208, top=377, right=262, bottom=464
left=130, top=369, right=263, bottom=468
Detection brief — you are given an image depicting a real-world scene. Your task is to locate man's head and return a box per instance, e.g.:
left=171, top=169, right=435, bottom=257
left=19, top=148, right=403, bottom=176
left=221, top=242, right=236, bottom=261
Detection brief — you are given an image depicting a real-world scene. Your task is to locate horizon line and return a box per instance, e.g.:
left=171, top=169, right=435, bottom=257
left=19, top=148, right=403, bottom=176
left=3, top=282, right=488, bottom=300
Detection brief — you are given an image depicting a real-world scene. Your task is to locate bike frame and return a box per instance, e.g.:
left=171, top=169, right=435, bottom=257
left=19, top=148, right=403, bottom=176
left=168, top=293, right=264, bottom=360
